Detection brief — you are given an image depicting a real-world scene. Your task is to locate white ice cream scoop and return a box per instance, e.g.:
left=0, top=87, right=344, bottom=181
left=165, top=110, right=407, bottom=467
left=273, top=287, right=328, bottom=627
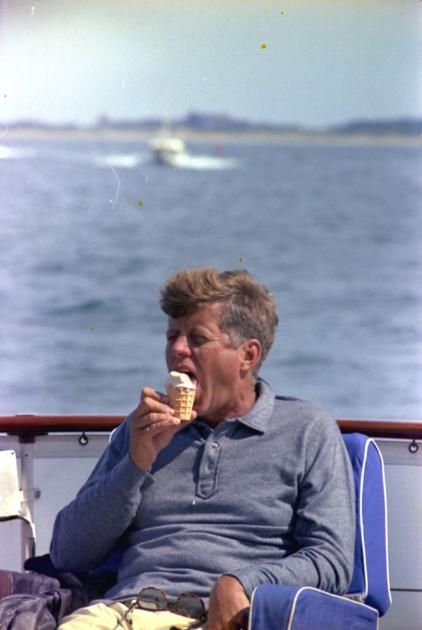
left=166, top=371, right=196, bottom=421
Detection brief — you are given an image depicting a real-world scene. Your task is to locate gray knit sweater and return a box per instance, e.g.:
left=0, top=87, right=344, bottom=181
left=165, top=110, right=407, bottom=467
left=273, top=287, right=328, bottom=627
left=50, top=380, right=355, bottom=602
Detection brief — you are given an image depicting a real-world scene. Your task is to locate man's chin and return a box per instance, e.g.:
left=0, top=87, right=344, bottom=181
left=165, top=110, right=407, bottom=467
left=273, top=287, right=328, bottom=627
left=193, top=404, right=203, bottom=417
left=193, top=400, right=208, bottom=420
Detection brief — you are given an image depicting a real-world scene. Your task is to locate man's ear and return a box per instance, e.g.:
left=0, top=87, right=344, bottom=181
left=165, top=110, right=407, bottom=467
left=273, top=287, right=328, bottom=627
left=239, top=339, right=262, bottom=373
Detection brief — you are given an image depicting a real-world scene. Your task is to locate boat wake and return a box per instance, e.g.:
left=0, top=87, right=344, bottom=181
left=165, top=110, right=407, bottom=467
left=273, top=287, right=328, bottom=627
left=93, top=152, right=147, bottom=169
left=161, top=153, right=238, bottom=170
left=0, top=145, right=37, bottom=160
left=0, top=143, right=238, bottom=171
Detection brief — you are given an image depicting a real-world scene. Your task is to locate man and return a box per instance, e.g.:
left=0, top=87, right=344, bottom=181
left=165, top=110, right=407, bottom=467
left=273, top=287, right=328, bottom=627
left=51, top=267, right=355, bottom=630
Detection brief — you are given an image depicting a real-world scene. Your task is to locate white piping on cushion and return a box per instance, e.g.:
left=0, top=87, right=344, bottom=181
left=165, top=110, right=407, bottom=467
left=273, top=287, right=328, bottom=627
left=286, top=586, right=305, bottom=630
left=370, top=439, right=392, bottom=606
left=248, top=588, right=257, bottom=630
left=359, top=438, right=371, bottom=600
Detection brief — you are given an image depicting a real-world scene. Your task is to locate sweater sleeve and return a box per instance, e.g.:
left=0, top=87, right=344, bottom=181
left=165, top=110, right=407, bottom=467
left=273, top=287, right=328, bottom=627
left=50, top=415, right=153, bottom=572
left=228, top=412, right=355, bottom=597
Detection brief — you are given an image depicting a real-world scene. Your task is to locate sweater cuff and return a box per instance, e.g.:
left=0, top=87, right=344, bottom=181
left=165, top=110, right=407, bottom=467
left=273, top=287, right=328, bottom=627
left=114, top=453, right=155, bottom=492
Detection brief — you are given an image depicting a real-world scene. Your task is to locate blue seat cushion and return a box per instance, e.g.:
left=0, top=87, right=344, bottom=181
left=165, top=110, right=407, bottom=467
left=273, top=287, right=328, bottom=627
left=250, top=584, right=379, bottom=630
left=343, top=434, right=391, bottom=615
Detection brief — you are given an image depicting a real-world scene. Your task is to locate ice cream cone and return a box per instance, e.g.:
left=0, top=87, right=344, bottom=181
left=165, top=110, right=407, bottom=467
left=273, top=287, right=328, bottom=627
left=167, top=385, right=196, bottom=422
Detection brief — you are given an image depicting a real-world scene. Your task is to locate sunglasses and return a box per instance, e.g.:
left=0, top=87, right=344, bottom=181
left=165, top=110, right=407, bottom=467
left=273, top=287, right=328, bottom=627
left=123, top=587, right=207, bottom=627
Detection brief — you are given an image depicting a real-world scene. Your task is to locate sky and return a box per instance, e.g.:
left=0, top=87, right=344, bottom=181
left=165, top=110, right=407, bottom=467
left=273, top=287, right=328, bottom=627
left=0, top=0, right=421, bottom=128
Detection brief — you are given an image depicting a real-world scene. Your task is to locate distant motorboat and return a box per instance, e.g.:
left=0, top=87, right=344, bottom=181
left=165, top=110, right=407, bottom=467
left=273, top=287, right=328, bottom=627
left=149, top=137, right=188, bottom=167
left=149, top=136, right=238, bottom=170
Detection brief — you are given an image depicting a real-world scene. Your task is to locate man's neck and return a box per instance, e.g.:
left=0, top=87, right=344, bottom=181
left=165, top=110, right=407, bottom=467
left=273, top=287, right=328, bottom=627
left=202, top=381, right=258, bottom=427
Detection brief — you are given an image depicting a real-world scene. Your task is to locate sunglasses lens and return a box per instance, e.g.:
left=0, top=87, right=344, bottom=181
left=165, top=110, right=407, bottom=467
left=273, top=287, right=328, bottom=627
left=175, top=594, right=205, bottom=619
left=138, top=587, right=167, bottom=611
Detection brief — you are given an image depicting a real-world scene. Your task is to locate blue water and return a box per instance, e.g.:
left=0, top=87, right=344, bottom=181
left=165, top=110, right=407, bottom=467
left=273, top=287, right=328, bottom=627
left=0, top=138, right=421, bottom=420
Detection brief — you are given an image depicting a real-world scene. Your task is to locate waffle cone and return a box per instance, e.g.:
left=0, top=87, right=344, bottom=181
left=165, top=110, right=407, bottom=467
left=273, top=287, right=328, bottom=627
left=167, top=385, right=196, bottom=422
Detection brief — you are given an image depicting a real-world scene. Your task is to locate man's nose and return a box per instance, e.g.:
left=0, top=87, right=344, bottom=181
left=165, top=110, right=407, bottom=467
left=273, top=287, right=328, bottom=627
left=171, top=335, right=191, bottom=356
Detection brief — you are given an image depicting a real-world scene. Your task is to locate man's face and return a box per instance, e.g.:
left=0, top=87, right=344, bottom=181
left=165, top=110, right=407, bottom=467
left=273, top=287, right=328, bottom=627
left=165, top=303, right=250, bottom=424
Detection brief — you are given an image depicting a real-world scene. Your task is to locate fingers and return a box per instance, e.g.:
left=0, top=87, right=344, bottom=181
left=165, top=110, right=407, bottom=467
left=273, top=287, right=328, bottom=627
left=129, top=387, right=182, bottom=470
left=134, top=416, right=181, bottom=437
left=228, top=608, right=249, bottom=630
left=130, top=385, right=196, bottom=470
left=138, top=386, right=197, bottom=425
left=135, top=387, right=174, bottom=425
left=140, top=386, right=169, bottom=407
left=207, top=576, right=249, bottom=630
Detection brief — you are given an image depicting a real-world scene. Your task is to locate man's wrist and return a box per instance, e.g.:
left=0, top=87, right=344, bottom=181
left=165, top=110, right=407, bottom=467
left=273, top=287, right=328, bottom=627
left=219, top=574, right=249, bottom=598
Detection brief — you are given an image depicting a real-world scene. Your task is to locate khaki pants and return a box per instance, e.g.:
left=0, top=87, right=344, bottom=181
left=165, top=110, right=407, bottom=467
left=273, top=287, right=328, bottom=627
left=58, top=601, right=205, bottom=629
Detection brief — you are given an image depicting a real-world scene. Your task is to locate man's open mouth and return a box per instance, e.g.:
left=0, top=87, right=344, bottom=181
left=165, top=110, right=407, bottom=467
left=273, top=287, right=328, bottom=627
left=186, top=372, right=198, bottom=386
left=175, top=368, right=198, bottom=386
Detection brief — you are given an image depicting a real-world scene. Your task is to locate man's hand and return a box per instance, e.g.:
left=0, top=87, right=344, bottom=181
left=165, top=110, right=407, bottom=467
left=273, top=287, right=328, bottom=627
left=129, top=387, right=196, bottom=471
left=206, top=575, right=250, bottom=630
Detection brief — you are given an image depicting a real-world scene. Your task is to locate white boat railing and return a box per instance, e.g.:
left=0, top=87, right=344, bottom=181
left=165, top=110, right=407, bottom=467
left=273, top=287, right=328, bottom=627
left=1, top=414, right=421, bottom=439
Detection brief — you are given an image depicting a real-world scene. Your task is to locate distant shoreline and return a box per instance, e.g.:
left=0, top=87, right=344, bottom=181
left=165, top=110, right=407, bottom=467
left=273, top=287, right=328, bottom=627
left=1, top=126, right=422, bottom=146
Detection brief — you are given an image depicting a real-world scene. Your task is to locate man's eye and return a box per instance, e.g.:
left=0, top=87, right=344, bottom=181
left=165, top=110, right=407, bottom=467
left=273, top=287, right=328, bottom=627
left=166, top=333, right=178, bottom=342
left=191, top=334, right=207, bottom=345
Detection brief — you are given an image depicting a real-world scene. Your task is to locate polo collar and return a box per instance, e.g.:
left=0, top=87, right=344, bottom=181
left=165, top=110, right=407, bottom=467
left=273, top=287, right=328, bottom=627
left=236, top=378, right=274, bottom=434
left=187, top=378, right=275, bottom=436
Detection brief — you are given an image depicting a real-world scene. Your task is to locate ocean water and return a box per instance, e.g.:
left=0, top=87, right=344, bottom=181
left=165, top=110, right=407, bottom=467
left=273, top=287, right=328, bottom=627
left=0, top=137, right=421, bottom=420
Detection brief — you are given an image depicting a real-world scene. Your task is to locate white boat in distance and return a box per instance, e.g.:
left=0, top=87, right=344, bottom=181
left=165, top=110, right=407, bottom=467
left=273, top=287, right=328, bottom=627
left=149, top=136, right=237, bottom=170
left=150, top=136, right=188, bottom=166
